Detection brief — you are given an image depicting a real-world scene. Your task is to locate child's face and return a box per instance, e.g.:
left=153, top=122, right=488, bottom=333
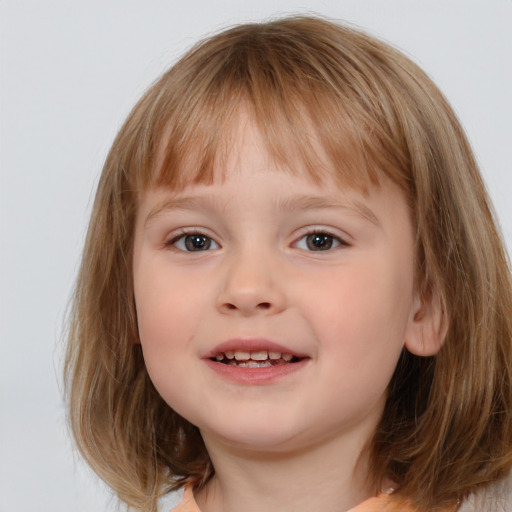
left=133, top=115, right=419, bottom=455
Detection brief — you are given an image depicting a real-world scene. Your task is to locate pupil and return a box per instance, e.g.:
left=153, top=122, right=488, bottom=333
left=185, top=234, right=210, bottom=251
left=307, top=233, right=332, bottom=251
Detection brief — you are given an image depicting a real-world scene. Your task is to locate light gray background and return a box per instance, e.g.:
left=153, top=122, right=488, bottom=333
left=1, top=1, right=511, bottom=511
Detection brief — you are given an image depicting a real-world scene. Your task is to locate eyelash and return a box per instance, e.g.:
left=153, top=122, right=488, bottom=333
left=165, top=228, right=349, bottom=253
left=165, top=230, right=220, bottom=252
left=293, top=229, right=349, bottom=252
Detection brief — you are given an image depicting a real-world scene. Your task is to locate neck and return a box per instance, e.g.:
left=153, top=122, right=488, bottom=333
left=195, top=430, right=377, bottom=512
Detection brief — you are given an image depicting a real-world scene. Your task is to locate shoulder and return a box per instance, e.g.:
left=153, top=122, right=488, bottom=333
left=164, top=478, right=512, bottom=512
left=458, top=471, right=512, bottom=512
left=349, top=494, right=416, bottom=512
left=168, top=486, right=200, bottom=512
left=349, top=494, right=457, bottom=512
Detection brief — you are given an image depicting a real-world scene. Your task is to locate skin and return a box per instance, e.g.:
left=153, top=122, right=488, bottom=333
left=132, top=115, right=443, bottom=512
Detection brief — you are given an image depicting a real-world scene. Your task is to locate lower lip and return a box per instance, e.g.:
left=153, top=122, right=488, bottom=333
left=204, top=358, right=309, bottom=384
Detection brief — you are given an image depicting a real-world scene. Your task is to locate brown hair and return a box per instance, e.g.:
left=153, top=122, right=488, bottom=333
left=64, top=15, right=512, bottom=512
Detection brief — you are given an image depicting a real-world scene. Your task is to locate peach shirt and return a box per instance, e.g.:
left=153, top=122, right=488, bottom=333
left=170, top=486, right=419, bottom=512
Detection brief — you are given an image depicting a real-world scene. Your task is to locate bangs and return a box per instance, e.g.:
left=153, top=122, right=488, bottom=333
left=129, top=19, right=411, bottom=195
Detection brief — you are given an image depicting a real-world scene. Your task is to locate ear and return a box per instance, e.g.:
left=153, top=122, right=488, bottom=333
left=404, top=291, right=448, bottom=357
left=132, top=297, right=141, bottom=344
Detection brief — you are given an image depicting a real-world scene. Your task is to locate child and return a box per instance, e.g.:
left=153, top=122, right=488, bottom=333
left=64, top=15, right=512, bottom=512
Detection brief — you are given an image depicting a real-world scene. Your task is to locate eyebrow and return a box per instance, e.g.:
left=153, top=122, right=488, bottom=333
left=144, top=194, right=381, bottom=228
left=145, top=196, right=226, bottom=226
left=275, top=195, right=381, bottom=227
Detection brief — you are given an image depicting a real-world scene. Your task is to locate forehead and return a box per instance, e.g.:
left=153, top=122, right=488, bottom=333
left=146, top=106, right=380, bottom=197
left=137, top=113, right=409, bottom=231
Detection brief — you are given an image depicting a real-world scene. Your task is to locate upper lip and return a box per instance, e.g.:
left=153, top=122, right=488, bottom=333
left=204, top=338, right=308, bottom=359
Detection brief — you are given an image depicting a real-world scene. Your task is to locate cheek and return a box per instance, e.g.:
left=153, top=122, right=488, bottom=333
left=133, top=262, right=203, bottom=382
left=135, top=277, right=177, bottom=343
left=134, top=276, right=203, bottom=417
left=305, top=257, right=413, bottom=373
left=134, top=255, right=205, bottom=336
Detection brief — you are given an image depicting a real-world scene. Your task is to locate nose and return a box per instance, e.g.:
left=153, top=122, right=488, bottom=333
left=216, top=250, right=287, bottom=316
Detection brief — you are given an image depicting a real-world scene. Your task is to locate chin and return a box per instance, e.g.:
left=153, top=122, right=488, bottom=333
left=199, top=420, right=305, bottom=454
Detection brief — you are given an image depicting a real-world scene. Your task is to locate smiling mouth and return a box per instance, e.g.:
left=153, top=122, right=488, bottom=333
left=211, top=350, right=303, bottom=368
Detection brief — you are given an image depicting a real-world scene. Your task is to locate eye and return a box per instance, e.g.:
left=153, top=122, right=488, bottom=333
left=170, top=232, right=220, bottom=252
left=294, top=231, right=345, bottom=251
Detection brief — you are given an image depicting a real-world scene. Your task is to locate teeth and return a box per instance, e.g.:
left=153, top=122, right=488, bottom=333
left=234, top=361, right=274, bottom=368
left=214, top=350, right=296, bottom=363
left=234, top=350, right=250, bottom=361
left=247, top=360, right=272, bottom=368
left=251, top=350, right=268, bottom=361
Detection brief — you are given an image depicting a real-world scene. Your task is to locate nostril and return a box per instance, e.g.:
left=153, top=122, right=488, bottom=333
left=219, top=300, right=278, bottom=314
